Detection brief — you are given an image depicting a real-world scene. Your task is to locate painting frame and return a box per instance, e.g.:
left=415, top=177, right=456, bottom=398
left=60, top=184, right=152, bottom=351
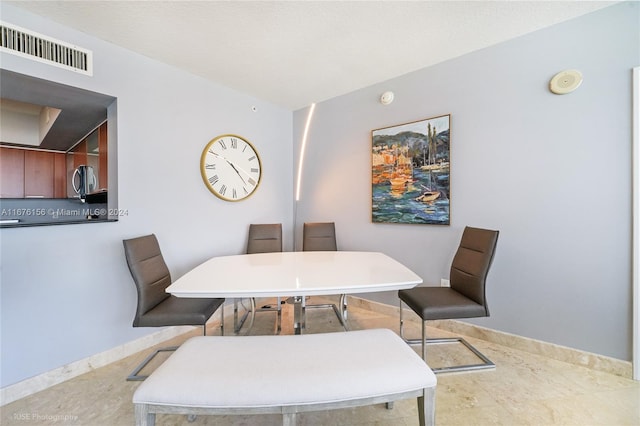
left=371, top=114, right=450, bottom=225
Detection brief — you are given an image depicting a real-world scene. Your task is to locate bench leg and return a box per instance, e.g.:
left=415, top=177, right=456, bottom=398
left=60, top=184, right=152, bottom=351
left=418, top=387, right=436, bottom=426
left=283, top=412, right=297, bottom=426
left=134, top=404, right=155, bottom=426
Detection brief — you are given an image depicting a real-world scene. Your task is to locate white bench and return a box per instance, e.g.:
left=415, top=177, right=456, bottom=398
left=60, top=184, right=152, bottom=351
left=133, top=328, right=437, bottom=426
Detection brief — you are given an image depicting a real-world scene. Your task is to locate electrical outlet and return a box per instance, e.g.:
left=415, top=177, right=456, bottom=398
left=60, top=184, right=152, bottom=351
left=440, top=278, right=450, bottom=287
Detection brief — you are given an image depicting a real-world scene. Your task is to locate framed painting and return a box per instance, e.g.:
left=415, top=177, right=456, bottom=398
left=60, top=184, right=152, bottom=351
left=372, top=114, right=450, bottom=225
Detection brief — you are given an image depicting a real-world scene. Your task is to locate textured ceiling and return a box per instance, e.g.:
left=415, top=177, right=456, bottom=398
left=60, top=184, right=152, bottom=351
left=8, top=1, right=616, bottom=110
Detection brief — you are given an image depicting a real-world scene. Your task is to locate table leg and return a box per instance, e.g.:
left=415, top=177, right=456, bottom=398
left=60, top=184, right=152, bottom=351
left=293, top=296, right=306, bottom=335
left=340, top=294, right=349, bottom=329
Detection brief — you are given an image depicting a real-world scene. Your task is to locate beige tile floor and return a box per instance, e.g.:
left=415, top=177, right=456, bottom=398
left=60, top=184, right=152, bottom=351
left=2, top=297, right=639, bottom=426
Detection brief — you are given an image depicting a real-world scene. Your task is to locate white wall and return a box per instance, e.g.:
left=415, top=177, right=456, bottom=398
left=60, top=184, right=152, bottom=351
left=294, top=2, right=639, bottom=361
left=0, top=4, right=293, bottom=387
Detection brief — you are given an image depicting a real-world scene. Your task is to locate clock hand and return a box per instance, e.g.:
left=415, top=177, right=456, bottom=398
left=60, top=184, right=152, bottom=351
left=228, top=161, right=247, bottom=185
left=210, top=151, right=255, bottom=183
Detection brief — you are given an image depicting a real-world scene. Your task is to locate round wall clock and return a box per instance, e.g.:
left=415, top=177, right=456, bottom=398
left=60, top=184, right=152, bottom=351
left=200, top=134, right=262, bottom=201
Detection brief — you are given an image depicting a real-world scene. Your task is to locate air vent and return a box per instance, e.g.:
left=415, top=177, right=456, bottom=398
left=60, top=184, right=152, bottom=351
left=0, top=21, right=93, bottom=76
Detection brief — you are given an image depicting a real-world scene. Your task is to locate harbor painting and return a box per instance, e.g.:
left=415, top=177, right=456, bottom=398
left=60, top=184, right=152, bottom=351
left=372, top=114, right=450, bottom=225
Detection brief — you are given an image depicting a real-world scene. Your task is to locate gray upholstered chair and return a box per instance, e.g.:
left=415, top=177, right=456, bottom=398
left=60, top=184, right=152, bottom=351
left=234, top=223, right=283, bottom=334
left=398, top=226, right=499, bottom=373
left=302, top=222, right=338, bottom=251
left=247, top=223, right=283, bottom=254
left=302, top=222, right=347, bottom=330
left=123, top=234, right=225, bottom=380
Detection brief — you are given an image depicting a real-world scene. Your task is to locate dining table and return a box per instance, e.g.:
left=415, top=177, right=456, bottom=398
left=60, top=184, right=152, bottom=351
left=166, top=251, right=422, bottom=334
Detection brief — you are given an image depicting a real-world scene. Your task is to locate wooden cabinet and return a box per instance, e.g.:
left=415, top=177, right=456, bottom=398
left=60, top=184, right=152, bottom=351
left=53, top=152, right=66, bottom=198
left=0, top=147, right=25, bottom=198
left=72, top=140, right=87, bottom=170
left=0, top=148, right=67, bottom=198
left=0, top=123, right=105, bottom=199
left=25, top=150, right=54, bottom=198
left=68, top=122, right=108, bottom=192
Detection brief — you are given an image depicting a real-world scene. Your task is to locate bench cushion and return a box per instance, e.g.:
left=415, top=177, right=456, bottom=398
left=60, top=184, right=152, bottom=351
left=133, top=328, right=436, bottom=408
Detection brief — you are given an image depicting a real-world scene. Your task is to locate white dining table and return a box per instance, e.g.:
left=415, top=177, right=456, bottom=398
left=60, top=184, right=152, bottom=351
left=166, top=251, right=422, bottom=334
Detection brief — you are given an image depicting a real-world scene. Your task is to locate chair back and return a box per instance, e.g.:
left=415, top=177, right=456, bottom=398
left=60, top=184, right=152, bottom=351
left=450, top=227, right=499, bottom=313
left=247, top=223, right=283, bottom=254
left=123, top=234, right=171, bottom=327
left=303, top=222, right=337, bottom=251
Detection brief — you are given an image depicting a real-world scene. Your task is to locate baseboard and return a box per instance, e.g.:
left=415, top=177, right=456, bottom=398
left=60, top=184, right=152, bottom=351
left=348, top=296, right=633, bottom=379
left=0, top=325, right=197, bottom=406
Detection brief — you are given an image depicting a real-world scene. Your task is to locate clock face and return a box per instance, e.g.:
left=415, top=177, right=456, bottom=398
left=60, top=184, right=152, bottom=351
left=200, top=134, right=262, bottom=201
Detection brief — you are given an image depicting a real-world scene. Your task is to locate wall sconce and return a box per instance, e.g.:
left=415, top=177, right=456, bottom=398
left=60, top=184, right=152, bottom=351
left=380, top=91, right=395, bottom=105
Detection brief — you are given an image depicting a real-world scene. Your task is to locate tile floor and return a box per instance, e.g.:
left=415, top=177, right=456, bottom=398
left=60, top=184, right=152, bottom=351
left=2, top=297, right=639, bottom=425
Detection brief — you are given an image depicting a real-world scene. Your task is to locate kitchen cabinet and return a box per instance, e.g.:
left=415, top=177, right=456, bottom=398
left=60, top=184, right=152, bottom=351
left=0, top=147, right=25, bottom=198
left=53, top=152, right=66, bottom=198
left=24, top=150, right=54, bottom=198
left=0, top=148, right=67, bottom=198
left=0, top=123, right=105, bottom=200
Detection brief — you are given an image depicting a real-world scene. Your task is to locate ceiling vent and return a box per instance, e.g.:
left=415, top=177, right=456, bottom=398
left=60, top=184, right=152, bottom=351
left=0, top=21, right=93, bottom=76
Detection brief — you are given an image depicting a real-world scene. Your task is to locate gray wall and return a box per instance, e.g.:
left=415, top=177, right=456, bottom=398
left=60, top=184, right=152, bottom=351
left=0, top=4, right=293, bottom=388
left=293, top=2, right=639, bottom=361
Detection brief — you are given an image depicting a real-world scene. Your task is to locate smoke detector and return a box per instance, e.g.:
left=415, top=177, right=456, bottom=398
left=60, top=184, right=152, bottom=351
left=380, top=91, right=394, bottom=105
left=549, top=70, right=583, bottom=95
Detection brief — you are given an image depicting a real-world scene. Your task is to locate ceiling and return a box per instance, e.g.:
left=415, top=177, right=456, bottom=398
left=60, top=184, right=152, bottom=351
left=8, top=1, right=616, bottom=110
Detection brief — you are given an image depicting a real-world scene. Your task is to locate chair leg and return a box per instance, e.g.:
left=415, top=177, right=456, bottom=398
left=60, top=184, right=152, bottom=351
left=127, top=346, right=179, bottom=381
left=233, top=298, right=257, bottom=335
left=305, top=294, right=349, bottom=331
left=246, top=297, right=256, bottom=334
left=130, top=307, right=224, bottom=381
left=422, top=317, right=427, bottom=361
left=235, top=297, right=282, bottom=335
left=399, top=299, right=495, bottom=373
left=233, top=298, right=244, bottom=333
